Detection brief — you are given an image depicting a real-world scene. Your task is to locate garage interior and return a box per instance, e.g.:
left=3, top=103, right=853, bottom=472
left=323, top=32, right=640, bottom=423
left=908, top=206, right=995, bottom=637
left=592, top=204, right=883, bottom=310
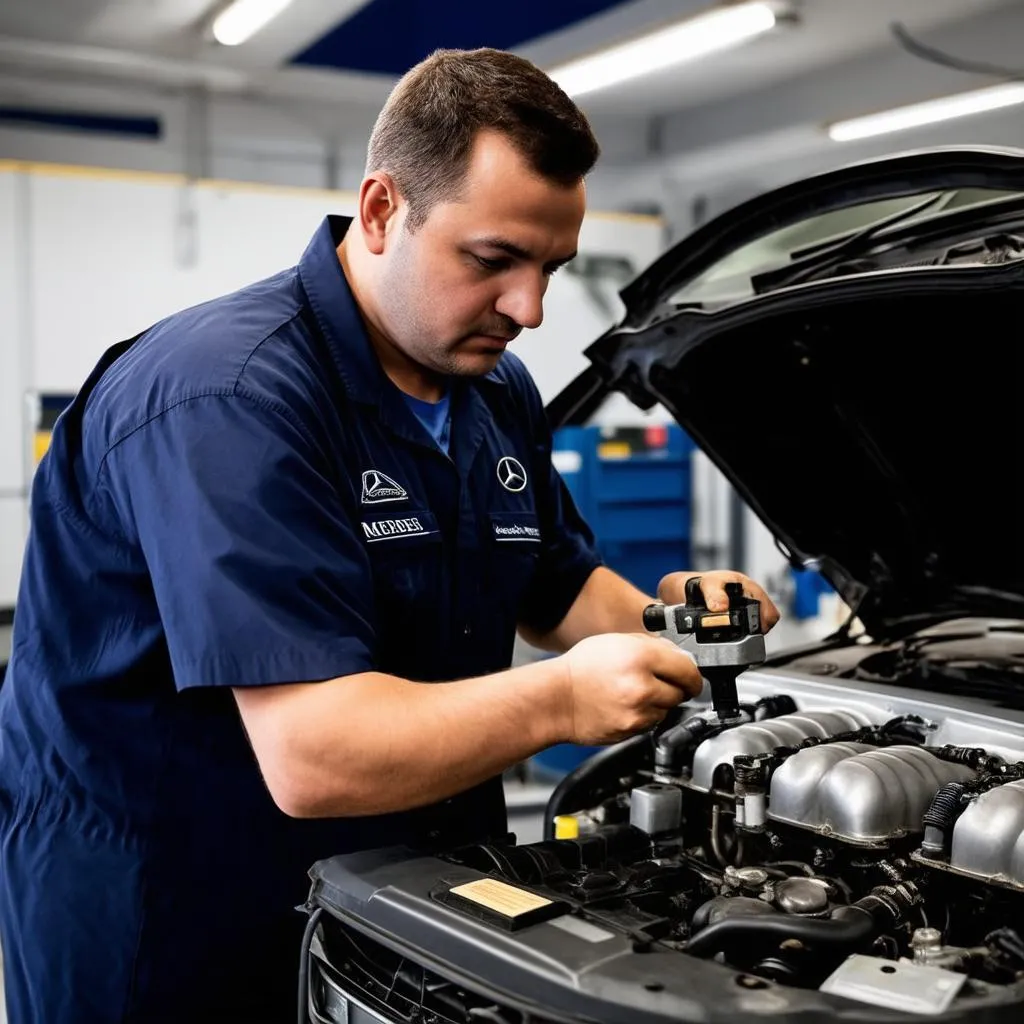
left=1, top=1, right=1024, bottom=1021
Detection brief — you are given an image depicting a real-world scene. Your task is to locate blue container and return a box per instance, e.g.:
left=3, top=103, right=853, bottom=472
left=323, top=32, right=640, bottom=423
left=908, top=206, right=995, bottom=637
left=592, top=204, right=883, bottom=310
left=791, top=566, right=835, bottom=620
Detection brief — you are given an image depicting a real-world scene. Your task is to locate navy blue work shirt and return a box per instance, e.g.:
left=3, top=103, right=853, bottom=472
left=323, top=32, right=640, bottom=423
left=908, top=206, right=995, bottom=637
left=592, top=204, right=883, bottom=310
left=0, top=216, right=601, bottom=1023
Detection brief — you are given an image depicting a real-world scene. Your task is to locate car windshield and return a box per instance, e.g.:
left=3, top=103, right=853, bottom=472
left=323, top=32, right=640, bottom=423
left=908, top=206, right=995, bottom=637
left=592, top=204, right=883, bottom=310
left=672, top=187, right=1022, bottom=304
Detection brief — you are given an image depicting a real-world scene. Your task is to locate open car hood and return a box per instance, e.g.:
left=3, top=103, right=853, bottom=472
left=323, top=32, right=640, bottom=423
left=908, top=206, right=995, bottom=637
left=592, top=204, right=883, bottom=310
left=549, top=147, right=1024, bottom=636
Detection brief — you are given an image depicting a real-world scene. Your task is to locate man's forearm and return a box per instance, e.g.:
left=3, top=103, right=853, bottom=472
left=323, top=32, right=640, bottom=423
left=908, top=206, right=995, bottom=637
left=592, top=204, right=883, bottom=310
left=234, top=658, right=569, bottom=818
left=521, top=566, right=679, bottom=652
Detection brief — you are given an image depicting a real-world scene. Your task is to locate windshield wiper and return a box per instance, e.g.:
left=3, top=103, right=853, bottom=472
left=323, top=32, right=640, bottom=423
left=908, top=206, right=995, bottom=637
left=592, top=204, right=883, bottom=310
left=753, top=192, right=949, bottom=292
left=945, top=585, right=1024, bottom=612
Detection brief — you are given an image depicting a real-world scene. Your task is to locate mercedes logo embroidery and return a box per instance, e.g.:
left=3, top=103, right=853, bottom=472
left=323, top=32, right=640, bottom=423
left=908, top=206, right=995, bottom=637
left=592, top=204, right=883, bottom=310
left=496, top=456, right=528, bottom=493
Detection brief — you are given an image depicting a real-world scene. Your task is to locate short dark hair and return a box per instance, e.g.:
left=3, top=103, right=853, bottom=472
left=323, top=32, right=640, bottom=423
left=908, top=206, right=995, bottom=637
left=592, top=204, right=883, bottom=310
left=366, top=47, right=600, bottom=228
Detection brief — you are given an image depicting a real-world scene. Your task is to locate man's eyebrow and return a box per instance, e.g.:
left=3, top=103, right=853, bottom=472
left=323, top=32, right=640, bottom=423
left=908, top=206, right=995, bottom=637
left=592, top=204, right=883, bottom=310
left=475, top=237, right=578, bottom=269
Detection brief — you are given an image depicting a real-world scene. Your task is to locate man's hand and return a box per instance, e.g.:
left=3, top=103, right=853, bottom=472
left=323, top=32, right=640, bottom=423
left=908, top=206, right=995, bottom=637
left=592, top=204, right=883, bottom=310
left=656, top=570, right=781, bottom=632
left=556, top=633, right=704, bottom=745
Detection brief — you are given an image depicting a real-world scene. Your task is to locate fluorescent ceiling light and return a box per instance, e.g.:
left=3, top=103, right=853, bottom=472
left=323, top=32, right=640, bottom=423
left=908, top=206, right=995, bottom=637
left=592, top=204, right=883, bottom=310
left=549, top=2, right=779, bottom=98
left=828, top=82, right=1024, bottom=142
left=212, top=0, right=294, bottom=46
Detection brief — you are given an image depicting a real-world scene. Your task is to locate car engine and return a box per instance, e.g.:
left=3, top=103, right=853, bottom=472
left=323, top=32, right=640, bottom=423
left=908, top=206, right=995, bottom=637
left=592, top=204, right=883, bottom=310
left=306, top=620, right=1024, bottom=1023
left=430, top=708, right=1016, bottom=999
left=518, top=702, right=1024, bottom=990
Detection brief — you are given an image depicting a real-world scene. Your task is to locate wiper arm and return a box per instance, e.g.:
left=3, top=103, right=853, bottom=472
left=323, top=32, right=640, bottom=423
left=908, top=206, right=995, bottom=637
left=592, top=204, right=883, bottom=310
left=753, top=192, right=949, bottom=292
left=946, top=585, right=1024, bottom=612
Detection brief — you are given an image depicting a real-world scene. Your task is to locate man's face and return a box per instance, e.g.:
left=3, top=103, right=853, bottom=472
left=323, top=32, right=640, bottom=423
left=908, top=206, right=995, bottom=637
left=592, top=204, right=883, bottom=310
left=375, top=130, right=586, bottom=378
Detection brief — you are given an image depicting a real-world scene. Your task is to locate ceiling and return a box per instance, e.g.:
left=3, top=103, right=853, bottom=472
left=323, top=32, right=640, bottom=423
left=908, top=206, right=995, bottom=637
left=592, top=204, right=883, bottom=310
left=0, top=0, right=1016, bottom=117
left=289, top=0, right=632, bottom=77
left=1, top=0, right=1023, bottom=199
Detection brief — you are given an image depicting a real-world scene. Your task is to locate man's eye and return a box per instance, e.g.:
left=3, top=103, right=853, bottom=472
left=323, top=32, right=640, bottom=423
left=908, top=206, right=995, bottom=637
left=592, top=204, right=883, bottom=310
left=474, top=255, right=507, bottom=271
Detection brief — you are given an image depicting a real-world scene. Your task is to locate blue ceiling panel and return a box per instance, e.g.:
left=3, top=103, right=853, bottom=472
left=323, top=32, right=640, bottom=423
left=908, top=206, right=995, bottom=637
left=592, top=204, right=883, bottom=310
left=289, top=0, right=633, bottom=76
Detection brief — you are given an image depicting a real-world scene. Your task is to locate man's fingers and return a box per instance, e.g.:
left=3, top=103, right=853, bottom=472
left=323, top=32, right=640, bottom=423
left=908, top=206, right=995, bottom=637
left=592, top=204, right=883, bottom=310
left=749, top=584, right=781, bottom=630
left=659, top=570, right=783, bottom=631
left=646, top=640, right=704, bottom=698
left=646, top=678, right=700, bottom=709
left=725, top=578, right=781, bottom=630
left=656, top=571, right=691, bottom=605
left=698, top=575, right=732, bottom=612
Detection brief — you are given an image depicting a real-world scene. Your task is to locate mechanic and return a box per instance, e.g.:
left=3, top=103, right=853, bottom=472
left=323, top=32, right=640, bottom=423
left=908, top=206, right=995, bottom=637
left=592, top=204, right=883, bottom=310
left=0, top=48, right=779, bottom=1024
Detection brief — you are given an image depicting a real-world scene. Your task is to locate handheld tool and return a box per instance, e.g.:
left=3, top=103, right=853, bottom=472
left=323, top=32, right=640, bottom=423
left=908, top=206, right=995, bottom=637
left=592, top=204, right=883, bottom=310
left=643, top=578, right=766, bottom=723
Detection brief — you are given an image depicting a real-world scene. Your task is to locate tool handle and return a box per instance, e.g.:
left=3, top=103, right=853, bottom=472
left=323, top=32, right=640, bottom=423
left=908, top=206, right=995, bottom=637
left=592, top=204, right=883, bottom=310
left=685, top=575, right=705, bottom=606
left=642, top=604, right=668, bottom=632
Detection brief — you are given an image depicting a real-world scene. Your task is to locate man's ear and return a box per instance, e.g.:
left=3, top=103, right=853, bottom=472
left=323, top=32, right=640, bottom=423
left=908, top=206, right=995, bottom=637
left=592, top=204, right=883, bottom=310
left=357, top=173, right=402, bottom=256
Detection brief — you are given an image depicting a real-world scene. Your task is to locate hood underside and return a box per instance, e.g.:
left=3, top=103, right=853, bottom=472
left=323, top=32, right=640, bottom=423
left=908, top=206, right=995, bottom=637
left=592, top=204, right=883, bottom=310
left=551, top=148, right=1024, bottom=635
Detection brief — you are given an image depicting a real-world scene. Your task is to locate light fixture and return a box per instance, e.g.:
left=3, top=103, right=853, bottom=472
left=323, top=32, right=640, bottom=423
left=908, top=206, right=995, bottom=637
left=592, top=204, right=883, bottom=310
left=548, top=2, right=781, bottom=98
left=211, top=0, right=294, bottom=46
left=828, top=82, right=1024, bottom=142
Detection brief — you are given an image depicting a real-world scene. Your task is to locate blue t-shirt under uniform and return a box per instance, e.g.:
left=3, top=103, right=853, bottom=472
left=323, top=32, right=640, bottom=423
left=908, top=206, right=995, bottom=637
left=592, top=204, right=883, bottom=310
left=0, top=215, right=602, bottom=1024
left=403, top=389, right=452, bottom=454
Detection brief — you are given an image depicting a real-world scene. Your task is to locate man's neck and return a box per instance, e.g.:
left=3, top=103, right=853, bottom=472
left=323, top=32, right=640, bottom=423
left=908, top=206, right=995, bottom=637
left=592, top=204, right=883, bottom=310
left=336, top=238, right=446, bottom=402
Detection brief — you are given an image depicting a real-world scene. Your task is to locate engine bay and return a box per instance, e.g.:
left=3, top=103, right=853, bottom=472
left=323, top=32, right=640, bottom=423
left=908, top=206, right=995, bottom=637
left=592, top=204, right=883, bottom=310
left=307, top=619, right=1024, bottom=1023
left=527, top=711, right=1024, bottom=986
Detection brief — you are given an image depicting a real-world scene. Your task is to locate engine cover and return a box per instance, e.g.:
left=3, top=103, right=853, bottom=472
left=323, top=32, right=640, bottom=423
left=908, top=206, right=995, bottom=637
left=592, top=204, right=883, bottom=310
left=768, top=744, right=975, bottom=844
left=688, top=710, right=873, bottom=791
left=949, top=779, right=1024, bottom=888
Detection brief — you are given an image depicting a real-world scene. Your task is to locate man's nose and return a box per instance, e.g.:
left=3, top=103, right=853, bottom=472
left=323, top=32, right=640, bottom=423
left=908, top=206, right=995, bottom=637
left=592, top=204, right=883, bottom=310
left=496, top=275, right=544, bottom=331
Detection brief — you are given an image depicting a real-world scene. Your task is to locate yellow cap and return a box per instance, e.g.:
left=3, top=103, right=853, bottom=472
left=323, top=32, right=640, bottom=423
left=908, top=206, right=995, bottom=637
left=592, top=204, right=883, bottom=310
left=553, top=815, right=580, bottom=840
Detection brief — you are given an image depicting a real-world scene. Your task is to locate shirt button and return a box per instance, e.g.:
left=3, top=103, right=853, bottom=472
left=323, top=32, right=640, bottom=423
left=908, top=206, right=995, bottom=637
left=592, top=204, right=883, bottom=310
left=462, top=624, right=472, bottom=637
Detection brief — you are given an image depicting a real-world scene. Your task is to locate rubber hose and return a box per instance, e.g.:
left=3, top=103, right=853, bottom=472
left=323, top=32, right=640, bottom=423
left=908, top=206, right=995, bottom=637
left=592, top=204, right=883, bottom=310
left=922, top=781, right=966, bottom=832
left=685, top=905, right=875, bottom=958
left=655, top=716, right=721, bottom=772
left=754, top=694, right=798, bottom=720
left=656, top=695, right=796, bottom=773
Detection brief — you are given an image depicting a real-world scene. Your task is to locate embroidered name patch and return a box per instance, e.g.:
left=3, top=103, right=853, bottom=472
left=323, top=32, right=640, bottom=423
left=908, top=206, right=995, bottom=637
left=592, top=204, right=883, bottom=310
left=492, top=521, right=541, bottom=542
left=361, top=516, right=435, bottom=543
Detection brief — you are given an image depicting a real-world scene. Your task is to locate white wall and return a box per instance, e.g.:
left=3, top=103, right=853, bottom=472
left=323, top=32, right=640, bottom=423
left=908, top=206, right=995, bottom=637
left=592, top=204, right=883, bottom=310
left=0, top=162, right=664, bottom=606
left=26, top=170, right=353, bottom=393
left=17, top=165, right=662, bottom=400
left=0, top=170, right=28, bottom=607
left=0, top=172, right=23, bottom=491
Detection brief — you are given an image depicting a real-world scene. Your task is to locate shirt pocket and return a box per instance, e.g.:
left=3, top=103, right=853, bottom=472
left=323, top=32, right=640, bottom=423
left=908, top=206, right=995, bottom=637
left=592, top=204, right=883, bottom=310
left=362, top=511, right=444, bottom=670
left=488, top=511, right=541, bottom=623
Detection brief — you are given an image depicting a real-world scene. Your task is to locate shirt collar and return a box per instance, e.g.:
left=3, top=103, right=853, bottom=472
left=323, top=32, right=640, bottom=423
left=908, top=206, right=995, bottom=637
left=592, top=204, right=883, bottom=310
left=298, top=215, right=387, bottom=405
left=297, top=215, right=507, bottom=410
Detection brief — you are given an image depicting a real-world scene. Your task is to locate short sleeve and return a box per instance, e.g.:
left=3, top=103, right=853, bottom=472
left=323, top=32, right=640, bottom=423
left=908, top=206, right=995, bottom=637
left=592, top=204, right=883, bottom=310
left=98, top=393, right=376, bottom=690
left=513, top=375, right=603, bottom=635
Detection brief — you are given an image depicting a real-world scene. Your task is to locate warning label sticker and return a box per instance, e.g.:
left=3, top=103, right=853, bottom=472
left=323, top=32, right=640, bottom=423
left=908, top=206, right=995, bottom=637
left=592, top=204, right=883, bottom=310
left=448, top=879, right=553, bottom=918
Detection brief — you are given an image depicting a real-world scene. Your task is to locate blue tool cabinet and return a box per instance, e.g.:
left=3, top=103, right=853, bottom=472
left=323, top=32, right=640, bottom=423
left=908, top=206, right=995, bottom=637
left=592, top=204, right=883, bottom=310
left=552, top=424, right=696, bottom=597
